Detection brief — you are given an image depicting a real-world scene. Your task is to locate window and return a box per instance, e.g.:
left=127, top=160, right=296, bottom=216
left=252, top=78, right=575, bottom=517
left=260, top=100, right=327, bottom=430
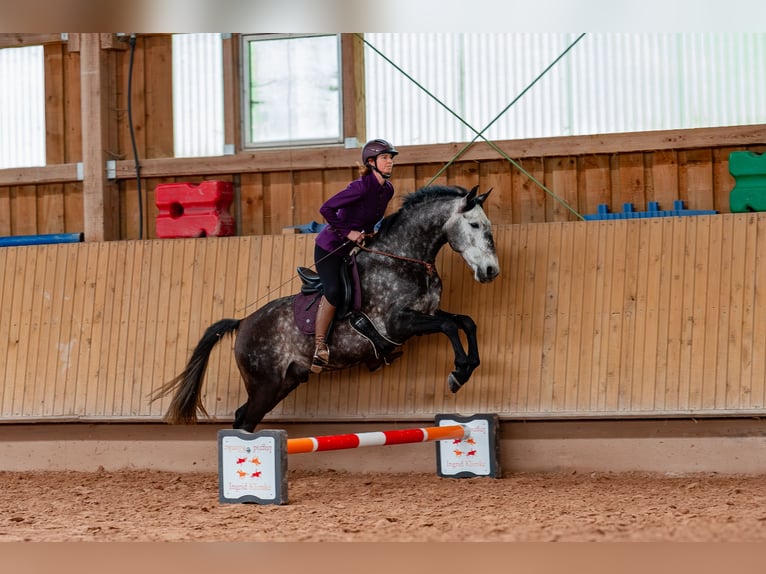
left=242, top=34, right=342, bottom=148
left=0, top=46, right=45, bottom=168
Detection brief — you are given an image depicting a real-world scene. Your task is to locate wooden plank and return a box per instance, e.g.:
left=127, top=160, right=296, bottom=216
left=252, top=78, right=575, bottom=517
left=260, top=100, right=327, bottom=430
left=84, top=242, right=111, bottom=416
left=0, top=248, right=14, bottom=410
left=3, top=247, right=35, bottom=417
left=33, top=245, right=62, bottom=416
left=604, top=220, right=627, bottom=412
left=0, top=33, right=63, bottom=48
left=239, top=173, right=265, bottom=236
left=562, top=222, right=586, bottom=411
left=69, top=243, right=99, bottom=415
left=142, top=35, right=174, bottom=158
left=708, top=216, right=731, bottom=410
left=340, top=33, right=366, bottom=143
left=544, top=156, right=579, bottom=222
left=712, top=147, right=738, bottom=214
left=691, top=217, right=716, bottom=410
left=577, top=155, right=611, bottom=218
left=512, top=157, right=546, bottom=224
left=663, top=217, right=690, bottom=411
left=645, top=150, right=678, bottom=210
left=750, top=216, right=766, bottom=409
left=679, top=149, right=715, bottom=211
left=207, top=238, right=234, bottom=418
left=617, top=219, right=640, bottom=412
left=51, top=244, right=80, bottom=416
left=538, top=223, right=562, bottom=411
left=80, top=33, right=119, bottom=241
left=575, top=221, right=599, bottom=411
left=11, top=186, right=38, bottom=235
left=551, top=223, right=575, bottom=411
left=17, top=247, right=44, bottom=415
left=638, top=218, right=664, bottom=410
left=731, top=214, right=757, bottom=409
left=612, top=152, right=645, bottom=210
left=724, top=215, right=748, bottom=409
left=292, top=170, right=324, bottom=229
left=101, top=241, right=129, bottom=416
left=222, top=34, right=242, bottom=153
left=479, top=160, right=512, bottom=225
left=0, top=188, right=10, bottom=234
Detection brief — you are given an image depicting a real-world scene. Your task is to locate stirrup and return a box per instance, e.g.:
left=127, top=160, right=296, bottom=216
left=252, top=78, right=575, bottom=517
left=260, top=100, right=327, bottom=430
left=310, top=342, right=330, bottom=373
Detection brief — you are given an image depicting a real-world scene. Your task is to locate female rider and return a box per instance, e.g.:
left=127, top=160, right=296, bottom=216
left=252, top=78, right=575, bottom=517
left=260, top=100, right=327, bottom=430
left=311, top=138, right=398, bottom=373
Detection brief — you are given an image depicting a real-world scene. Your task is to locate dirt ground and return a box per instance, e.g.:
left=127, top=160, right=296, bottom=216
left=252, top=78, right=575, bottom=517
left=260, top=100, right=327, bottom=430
left=2, top=469, right=766, bottom=542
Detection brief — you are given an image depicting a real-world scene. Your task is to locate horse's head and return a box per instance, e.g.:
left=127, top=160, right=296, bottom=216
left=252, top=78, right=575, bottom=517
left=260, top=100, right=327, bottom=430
left=445, top=186, right=500, bottom=283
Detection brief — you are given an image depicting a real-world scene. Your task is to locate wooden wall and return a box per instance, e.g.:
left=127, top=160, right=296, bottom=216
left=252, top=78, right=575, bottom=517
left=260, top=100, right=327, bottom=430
left=3, top=214, right=766, bottom=423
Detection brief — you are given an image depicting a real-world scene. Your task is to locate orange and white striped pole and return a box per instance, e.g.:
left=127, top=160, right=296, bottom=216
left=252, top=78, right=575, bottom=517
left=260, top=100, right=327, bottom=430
left=286, top=425, right=469, bottom=455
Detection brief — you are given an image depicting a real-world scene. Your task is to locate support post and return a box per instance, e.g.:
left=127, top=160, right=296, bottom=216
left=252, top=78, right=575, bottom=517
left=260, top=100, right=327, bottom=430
left=80, top=33, right=120, bottom=241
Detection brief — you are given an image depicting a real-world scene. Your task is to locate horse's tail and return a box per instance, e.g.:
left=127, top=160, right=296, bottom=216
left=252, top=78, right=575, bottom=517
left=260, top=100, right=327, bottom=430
left=148, top=318, right=241, bottom=424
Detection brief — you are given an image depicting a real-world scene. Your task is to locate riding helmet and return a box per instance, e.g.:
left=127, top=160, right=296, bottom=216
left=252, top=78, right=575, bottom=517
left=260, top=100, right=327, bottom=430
left=362, top=139, right=398, bottom=164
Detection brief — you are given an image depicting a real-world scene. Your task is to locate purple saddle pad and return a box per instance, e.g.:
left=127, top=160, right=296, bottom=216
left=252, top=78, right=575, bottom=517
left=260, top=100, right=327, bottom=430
left=293, top=292, right=322, bottom=335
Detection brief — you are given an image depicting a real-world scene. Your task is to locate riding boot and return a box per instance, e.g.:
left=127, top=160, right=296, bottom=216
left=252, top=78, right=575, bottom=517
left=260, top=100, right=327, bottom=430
left=311, top=296, right=336, bottom=373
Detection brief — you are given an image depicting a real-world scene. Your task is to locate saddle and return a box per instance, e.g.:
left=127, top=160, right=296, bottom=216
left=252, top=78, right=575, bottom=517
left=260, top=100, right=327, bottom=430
left=293, top=257, right=401, bottom=368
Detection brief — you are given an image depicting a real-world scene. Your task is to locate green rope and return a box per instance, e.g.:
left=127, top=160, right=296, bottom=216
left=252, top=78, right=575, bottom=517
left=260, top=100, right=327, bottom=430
left=358, top=33, right=587, bottom=220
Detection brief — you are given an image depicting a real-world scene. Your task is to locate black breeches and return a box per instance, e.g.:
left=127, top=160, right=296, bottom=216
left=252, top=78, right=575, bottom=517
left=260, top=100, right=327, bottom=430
left=314, top=244, right=345, bottom=308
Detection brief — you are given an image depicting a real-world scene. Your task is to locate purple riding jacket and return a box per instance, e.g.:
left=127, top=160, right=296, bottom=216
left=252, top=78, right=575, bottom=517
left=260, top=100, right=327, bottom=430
left=316, top=170, right=394, bottom=256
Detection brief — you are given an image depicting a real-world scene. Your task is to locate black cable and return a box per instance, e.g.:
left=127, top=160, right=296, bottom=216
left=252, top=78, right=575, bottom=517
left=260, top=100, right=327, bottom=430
left=127, top=34, right=143, bottom=239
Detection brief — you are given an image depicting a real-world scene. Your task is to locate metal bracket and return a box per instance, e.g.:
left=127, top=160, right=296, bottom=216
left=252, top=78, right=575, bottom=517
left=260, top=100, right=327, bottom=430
left=76, top=162, right=84, bottom=181
left=106, top=160, right=117, bottom=180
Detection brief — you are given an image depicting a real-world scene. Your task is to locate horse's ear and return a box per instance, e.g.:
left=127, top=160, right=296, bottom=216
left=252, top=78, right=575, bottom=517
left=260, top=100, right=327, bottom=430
left=475, top=188, right=493, bottom=207
left=462, top=185, right=480, bottom=212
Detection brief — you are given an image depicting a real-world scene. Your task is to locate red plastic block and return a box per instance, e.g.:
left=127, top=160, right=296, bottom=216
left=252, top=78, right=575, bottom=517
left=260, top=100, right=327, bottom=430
left=155, top=181, right=235, bottom=238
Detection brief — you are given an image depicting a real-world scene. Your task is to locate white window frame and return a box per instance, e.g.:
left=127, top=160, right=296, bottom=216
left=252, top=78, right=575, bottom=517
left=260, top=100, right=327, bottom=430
left=241, top=33, right=343, bottom=149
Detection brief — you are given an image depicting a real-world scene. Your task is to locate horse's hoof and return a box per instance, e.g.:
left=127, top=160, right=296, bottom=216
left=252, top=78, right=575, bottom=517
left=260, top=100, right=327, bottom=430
left=448, top=373, right=465, bottom=393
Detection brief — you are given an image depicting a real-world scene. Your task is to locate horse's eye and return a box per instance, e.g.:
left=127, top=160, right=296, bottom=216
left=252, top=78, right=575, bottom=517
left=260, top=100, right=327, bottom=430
left=470, top=222, right=480, bottom=229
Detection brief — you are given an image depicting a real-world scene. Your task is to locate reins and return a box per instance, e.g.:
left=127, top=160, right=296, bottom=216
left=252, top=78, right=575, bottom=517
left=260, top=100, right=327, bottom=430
left=356, top=242, right=434, bottom=276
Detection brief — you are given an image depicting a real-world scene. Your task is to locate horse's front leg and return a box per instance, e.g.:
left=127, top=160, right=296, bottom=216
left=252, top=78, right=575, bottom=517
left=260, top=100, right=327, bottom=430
left=435, top=309, right=480, bottom=386
left=396, top=309, right=475, bottom=393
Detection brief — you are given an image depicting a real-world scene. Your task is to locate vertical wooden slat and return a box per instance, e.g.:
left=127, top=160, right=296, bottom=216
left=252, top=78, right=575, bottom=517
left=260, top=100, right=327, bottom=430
left=34, top=244, right=63, bottom=416
left=605, top=220, right=627, bottom=412
left=102, top=241, right=129, bottom=415
left=694, top=217, right=717, bottom=410
left=677, top=217, right=699, bottom=411
left=577, top=155, right=611, bottom=220
left=708, top=216, right=730, bottom=410
left=539, top=223, right=561, bottom=412
left=618, top=218, right=641, bottom=412
left=679, top=149, right=715, bottom=211
left=545, top=157, right=579, bottom=222
left=575, top=221, right=599, bottom=411
left=725, top=215, right=748, bottom=409
left=751, top=216, right=766, bottom=409
left=84, top=242, right=111, bottom=416
left=662, top=217, right=688, bottom=411
left=733, top=214, right=757, bottom=409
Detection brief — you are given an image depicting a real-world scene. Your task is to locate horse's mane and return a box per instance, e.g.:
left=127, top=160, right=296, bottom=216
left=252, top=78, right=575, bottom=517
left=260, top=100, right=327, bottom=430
left=377, top=185, right=468, bottom=236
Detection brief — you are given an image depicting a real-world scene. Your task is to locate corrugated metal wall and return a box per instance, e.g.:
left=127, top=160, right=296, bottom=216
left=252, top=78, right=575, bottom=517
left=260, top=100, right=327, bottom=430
left=171, top=33, right=225, bottom=158
left=3, top=215, right=766, bottom=423
left=0, top=45, right=45, bottom=169
left=364, top=33, right=766, bottom=145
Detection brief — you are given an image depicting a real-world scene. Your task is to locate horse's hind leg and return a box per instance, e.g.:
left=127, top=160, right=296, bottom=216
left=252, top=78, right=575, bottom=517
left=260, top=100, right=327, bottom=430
left=234, top=362, right=307, bottom=432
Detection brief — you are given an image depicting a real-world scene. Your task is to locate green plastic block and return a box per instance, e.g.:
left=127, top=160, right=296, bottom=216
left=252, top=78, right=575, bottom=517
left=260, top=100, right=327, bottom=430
left=729, top=151, right=766, bottom=212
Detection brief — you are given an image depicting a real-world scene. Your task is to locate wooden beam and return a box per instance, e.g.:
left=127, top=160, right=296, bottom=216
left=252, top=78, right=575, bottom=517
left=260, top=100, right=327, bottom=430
left=79, top=33, right=119, bottom=242
left=341, top=33, right=366, bottom=146
left=0, top=33, right=64, bottom=49
left=222, top=33, right=241, bottom=154
left=0, top=164, right=79, bottom=187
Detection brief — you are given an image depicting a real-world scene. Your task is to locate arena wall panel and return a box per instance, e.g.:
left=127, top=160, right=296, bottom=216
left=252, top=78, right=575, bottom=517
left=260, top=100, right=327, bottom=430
left=2, top=214, right=766, bottom=423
